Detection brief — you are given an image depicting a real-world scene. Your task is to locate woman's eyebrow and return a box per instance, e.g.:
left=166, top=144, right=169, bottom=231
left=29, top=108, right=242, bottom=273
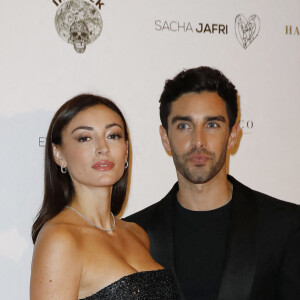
left=105, top=123, right=123, bottom=130
left=71, top=123, right=123, bottom=134
left=71, top=126, right=93, bottom=134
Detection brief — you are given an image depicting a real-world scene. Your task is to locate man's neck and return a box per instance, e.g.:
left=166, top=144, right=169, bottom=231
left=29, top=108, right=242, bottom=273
left=177, top=170, right=233, bottom=211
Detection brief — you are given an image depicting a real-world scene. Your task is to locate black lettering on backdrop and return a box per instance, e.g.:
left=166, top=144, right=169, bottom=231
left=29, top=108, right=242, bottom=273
left=52, top=0, right=62, bottom=6
left=196, top=23, right=228, bottom=34
left=95, top=0, right=104, bottom=10
left=52, top=0, right=104, bottom=9
left=196, top=23, right=203, bottom=33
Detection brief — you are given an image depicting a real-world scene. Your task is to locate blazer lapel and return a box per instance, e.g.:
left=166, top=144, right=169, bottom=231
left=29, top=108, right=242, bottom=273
left=147, top=184, right=185, bottom=299
left=147, top=184, right=177, bottom=272
left=217, top=176, right=258, bottom=300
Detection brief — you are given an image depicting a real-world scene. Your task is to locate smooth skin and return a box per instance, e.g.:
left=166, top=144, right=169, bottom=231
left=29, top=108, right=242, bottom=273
left=30, top=105, right=162, bottom=300
left=160, top=91, right=240, bottom=211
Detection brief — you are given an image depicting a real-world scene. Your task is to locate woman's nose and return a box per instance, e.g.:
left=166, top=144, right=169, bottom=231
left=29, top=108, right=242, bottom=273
left=95, top=138, right=109, bottom=155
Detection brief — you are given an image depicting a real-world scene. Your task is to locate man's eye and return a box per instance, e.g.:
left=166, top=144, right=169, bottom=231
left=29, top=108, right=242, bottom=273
left=207, top=122, right=219, bottom=128
left=178, top=123, right=190, bottom=130
left=78, top=136, right=91, bottom=142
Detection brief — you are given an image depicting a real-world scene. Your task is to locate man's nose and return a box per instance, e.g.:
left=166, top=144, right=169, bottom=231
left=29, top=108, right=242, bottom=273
left=194, top=128, right=206, bottom=149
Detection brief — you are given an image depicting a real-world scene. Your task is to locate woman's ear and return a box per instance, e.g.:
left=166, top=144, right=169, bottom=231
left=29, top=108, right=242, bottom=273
left=52, top=144, right=66, bottom=167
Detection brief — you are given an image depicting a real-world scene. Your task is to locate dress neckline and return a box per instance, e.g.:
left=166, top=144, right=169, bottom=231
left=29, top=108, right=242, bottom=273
left=79, top=269, right=167, bottom=300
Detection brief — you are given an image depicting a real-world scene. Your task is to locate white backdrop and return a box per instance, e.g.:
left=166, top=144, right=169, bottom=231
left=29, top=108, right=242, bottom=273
left=0, top=0, right=299, bottom=298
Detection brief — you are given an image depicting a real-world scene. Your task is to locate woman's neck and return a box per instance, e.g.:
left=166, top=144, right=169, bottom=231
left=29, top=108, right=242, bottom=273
left=70, top=185, right=113, bottom=229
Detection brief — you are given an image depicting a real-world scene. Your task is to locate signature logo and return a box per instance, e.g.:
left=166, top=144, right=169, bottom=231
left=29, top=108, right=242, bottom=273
left=54, top=0, right=103, bottom=53
left=235, top=14, right=260, bottom=49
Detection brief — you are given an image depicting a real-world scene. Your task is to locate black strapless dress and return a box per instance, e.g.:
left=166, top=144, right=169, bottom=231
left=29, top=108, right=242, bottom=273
left=79, top=269, right=178, bottom=300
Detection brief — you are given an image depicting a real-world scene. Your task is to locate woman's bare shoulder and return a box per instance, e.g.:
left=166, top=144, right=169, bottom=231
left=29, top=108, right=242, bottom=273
left=30, top=221, right=83, bottom=299
left=36, top=219, right=81, bottom=249
left=32, top=219, right=84, bottom=274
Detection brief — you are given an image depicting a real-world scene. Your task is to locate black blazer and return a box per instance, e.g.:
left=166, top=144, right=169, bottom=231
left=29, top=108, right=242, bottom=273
left=125, top=176, right=300, bottom=300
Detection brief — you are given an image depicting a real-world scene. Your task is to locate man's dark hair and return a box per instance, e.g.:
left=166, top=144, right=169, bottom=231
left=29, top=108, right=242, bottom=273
left=159, top=66, right=238, bottom=130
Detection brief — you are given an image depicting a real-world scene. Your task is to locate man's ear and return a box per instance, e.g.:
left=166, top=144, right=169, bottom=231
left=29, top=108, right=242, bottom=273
left=52, top=144, right=66, bottom=167
left=227, top=123, right=241, bottom=150
left=159, top=125, right=172, bottom=155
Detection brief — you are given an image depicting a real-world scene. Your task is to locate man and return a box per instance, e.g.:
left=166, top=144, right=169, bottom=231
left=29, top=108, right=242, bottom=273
left=125, top=66, right=300, bottom=300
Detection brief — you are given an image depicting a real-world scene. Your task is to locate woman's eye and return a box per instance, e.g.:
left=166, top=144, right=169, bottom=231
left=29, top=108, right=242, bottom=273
left=78, top=136, right=91, bottom=142
left=107, top=134, right=122, bottom=140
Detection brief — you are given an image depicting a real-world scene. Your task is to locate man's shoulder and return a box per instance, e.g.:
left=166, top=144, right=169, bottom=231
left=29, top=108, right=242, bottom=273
left=253, top=188, right=299, bottom=221
left=231, top=175, right=300, bottom=219
left=124, top=200, right=162, bottom=226
left=124, top=199, right=163, bottom=222
left=124, top=183, right=178, bottom=229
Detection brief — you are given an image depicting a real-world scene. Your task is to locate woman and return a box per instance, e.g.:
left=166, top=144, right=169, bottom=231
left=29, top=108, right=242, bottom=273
left=30, top=94, right=177, bottom=299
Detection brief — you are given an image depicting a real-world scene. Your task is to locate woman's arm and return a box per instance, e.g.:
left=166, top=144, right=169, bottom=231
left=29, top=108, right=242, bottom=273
left=30, top=225, right=83, bottom=300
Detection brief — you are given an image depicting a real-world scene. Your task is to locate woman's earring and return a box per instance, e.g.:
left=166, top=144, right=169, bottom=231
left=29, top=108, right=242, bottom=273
left=124, top=161, right=128, bottom=169
left=61, top=166, right=67, bottom=174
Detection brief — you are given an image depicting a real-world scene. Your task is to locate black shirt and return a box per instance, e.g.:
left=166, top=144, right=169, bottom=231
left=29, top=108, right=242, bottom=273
left=174, top=199, right=232, bottom=300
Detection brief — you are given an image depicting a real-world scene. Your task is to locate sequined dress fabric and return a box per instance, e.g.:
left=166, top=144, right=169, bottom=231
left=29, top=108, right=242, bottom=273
left=79, top=269, right=177, bottom=300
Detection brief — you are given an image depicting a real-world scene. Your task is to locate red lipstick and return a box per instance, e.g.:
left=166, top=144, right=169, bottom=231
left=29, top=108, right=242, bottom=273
left=92, top=160, right=115, bottom=171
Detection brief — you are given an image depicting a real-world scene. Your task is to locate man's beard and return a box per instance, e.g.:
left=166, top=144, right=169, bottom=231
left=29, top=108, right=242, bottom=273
left=172, top=146, right=227, bottom=184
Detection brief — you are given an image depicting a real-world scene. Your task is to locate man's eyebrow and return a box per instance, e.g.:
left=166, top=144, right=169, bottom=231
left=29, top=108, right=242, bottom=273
left=171, top=115, right=193, bottom=124
left=171, top=115, right=226, bottom=124
left=205, top=116, right=226, bottom=122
